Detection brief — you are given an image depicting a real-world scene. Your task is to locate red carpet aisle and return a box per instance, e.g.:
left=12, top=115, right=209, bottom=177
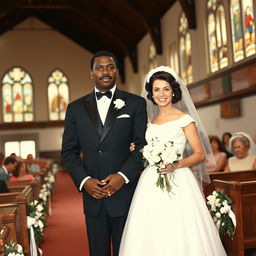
left=41, top=171, right=90, bottom=256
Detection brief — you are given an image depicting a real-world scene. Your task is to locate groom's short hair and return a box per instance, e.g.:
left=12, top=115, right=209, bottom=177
left=90, top=50, right=119, bottom=70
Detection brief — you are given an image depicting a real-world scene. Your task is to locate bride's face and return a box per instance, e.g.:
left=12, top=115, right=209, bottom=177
left=152, top=79, right=172, bottom=107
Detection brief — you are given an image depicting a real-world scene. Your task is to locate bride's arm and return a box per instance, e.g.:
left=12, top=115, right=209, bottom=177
left=160, top=123, right=204, bottom=174
left=180, top=123, right=205, bottom=168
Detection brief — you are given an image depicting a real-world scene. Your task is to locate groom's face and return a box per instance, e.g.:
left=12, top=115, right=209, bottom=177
left=91, top=56, right=118, bottom=92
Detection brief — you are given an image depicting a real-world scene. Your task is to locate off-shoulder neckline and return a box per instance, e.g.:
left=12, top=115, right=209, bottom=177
left=148, top=114, right=189, bottom=126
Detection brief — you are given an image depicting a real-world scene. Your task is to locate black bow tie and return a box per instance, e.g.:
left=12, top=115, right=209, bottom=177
left=96, top=91, right=112, bottom=100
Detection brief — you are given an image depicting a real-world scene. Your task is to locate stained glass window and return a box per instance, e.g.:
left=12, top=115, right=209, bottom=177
left=148, top=43, right=157, bottom=69
left=169, top=42, right=179, bottom=74
left=178, top=12, right=193, bottom=84
left=2, top=67, right=34, bottom=122
left=48, top=69, right=69, bottom=121
left=207, top=0, right=228, bottom=73
left=230, top=0, right=255, bottom=62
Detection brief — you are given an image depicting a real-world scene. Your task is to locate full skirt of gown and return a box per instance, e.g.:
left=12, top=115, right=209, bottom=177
left=119, top=115, right=227, bottom=256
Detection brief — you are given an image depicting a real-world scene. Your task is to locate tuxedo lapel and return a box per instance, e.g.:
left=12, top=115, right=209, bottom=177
left=100, top=89, right=125, bottom=144
left=83, top=92, right=103, bottom=136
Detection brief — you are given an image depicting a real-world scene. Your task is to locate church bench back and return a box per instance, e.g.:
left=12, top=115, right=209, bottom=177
left=0, top=186, right=33, bottom=256
left=7, top=178, right=40, bottom=200
left=203, top=170, right=256, bottom=198
left=0, top=224, right=10, bottom=256
left=0, top=208, right=18, bottom=243
left=212, top=180, right=256, bottom=256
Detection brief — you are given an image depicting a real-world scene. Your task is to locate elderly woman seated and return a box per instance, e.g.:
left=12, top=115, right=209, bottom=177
left=9, top=161, right=35, bottom=181
left=224, top=132, right=256, bottom=172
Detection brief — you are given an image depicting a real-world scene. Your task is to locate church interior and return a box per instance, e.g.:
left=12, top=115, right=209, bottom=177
left=0, top=0, right=256, bottom=255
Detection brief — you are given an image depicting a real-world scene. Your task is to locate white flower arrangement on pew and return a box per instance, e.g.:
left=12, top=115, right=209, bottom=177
left=27, top=200, right=46, bottom=246
left=44, top=171, right=55, bottom=191
left=207, top=190, right=236, bottom=238
left=5, top=240, right=24, bottom=256
left=39, top=171, right=55, bottom=214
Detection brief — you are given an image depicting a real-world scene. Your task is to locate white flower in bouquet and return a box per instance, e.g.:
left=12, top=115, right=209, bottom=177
left=141, top=137, right=181, bottom=193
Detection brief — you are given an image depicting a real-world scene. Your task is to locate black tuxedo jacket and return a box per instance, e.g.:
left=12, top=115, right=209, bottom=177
left=61, top=89, right=147, bottom=217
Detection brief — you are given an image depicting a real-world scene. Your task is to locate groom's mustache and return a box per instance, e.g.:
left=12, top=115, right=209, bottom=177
left=100, top=75, right=112, bottom=80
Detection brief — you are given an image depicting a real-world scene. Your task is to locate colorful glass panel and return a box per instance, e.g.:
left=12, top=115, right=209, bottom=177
left=179, top=12, right=193, bottom=84
left=1, top=67, right=34, bottom=122
left=48, top=69, right=69, bottom=120
left=242, top=0, right=255, bottom=57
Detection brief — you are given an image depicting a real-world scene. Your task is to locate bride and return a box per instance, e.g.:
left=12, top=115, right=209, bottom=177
left=118, top=66, right=227, bottom=256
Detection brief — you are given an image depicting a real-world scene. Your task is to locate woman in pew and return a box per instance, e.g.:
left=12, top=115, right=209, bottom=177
left=225, top=132, right=256, bottom=172
left=206, top=135, right=227, bottom=172
left=9, top=161, right=35, bottom=181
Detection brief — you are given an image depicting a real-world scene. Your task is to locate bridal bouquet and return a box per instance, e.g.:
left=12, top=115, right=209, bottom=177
left=141, top=137, right=181, bottom=193
left=207, top=190, right=236, bottom=238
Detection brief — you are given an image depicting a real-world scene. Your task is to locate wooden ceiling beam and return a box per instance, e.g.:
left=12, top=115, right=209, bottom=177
left=20, top=5, right=71, bottom=10
left=69, top=3, right=138, bottom=74
left=178, top=0, right=197, bottom=29
left=122, top=0, right=162, bottom=55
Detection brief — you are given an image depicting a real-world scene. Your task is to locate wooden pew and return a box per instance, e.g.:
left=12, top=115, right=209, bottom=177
left=0, top=186, right=33, bottom=256
left=7, top=178, right=40, bottom=200
left=0, top=225, right=10, bottom=256
left=0, top=208, right=18, bottom=243
left=203, top=170, right=256, bottom=198
left=212, top=179, right=256, bottom=256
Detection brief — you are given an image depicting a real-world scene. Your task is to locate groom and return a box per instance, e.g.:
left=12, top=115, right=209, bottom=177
left=61, top=50, right=147, bottom=256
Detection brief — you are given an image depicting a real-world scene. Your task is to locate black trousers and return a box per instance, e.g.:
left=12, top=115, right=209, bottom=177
left=85, top=203, right=127, bottom=256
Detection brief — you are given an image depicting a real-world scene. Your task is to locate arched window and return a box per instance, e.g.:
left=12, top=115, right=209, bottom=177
left=207, top=0, right=228, bottom=72
left=178, top=12, right=193, bottom=84
left=230, top=0, right=255, bottom=62
left=148, top=43, right=157, bottom=69
left=48, top=69, right=69, bottom=121
left=168, top=42, right=179, bottom=74
left=2, top=67, right=34, bottom=122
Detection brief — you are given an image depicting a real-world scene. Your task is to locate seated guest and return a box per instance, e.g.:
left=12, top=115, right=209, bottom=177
left=0, top=180, right=9, bottom=193
left=10, top=161, right=34, bottom=181
left=26, top=154, right=40, bottom=173
left=0, top=152, right=4, bottom=166
left=206, top=135, right=227, bottom=172
left=0, top=156, right=17, bottom=181
left=221, top=132, right=233, bottom=158
left=225, top=132, right=256, bottom=172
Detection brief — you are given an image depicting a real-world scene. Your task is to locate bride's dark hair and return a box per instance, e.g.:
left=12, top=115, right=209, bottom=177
left=145, top=71, right=182, bottom=105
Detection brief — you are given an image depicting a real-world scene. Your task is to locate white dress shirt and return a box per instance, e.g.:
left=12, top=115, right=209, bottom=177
left=79, top=86, right=129, bottom=191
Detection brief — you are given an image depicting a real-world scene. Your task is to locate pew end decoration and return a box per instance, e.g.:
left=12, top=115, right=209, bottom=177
left=5, top=240, right=24, bottom=256
left=27, top=200, right=46, bottom=252
left=207, top=190, right=236, bottom=238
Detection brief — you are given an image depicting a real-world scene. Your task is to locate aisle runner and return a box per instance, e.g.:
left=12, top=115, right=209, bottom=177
left=41, top=171, right=89, bottom=256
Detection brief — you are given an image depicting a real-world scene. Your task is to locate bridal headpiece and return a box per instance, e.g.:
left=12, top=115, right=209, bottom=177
left=142, top=66, right=214, bottom=185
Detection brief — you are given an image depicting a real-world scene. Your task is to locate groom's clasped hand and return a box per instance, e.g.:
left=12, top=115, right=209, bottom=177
left=83, top=174, right=125, bottom=199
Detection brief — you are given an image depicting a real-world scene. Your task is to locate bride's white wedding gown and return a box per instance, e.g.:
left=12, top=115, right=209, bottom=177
left=119, top=115, right=227, bottom=256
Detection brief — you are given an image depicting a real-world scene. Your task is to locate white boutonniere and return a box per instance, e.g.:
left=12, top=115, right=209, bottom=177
left=113, top=99, right=125, bottom=110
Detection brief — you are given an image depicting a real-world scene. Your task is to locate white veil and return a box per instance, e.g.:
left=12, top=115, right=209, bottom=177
left=142, top=66, right=214, bottom=185
left=229, top=132, right=256, bottom=155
